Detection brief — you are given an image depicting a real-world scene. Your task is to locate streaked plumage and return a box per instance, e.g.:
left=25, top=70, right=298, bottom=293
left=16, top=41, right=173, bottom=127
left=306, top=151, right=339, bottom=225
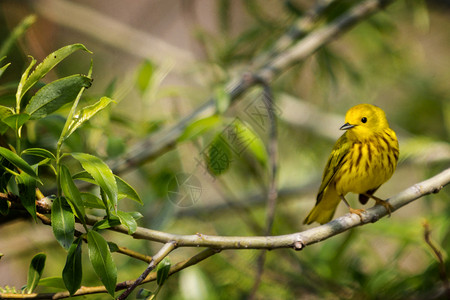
left=304, top=104, right=399, bottom=225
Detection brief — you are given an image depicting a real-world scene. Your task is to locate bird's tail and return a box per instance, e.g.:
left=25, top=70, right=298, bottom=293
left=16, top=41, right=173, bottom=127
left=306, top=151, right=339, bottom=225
left=303, top=185, right=341, bottom=225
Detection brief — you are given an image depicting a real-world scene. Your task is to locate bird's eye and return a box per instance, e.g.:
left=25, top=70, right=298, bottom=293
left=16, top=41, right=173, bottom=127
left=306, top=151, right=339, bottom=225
left=361, top=117, right=367, bottom=123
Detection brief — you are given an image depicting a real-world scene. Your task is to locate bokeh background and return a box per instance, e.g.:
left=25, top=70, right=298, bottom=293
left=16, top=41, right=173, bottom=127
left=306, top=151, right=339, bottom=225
left=0, top=0, right=449, bottom=299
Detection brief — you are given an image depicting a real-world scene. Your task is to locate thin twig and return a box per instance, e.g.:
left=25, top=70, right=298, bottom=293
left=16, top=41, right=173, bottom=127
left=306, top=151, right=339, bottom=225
left=140, top=248, right=219, bottom=283
left=116, top=246, right=152, bottom=263
left=252, top=0, right=336, bottom=68
left=249, top=77, right=279, bottom=299
left=117, top=241, right=177, bottom=300
left=423, top=221, right=450, bottom=298
left=259, top=83, right=279, bottom=236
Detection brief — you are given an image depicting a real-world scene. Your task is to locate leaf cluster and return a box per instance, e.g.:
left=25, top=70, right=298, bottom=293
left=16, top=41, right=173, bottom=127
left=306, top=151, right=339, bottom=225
left=0, top=18, right=144, bottom=298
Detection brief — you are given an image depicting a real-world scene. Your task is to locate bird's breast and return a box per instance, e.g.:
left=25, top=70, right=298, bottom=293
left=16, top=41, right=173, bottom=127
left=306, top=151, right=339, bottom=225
left=334, top=133, right=398, bottom=195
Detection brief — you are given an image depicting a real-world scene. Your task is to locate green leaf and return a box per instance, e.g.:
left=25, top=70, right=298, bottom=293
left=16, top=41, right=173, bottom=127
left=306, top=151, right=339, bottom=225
left=92, top=218, right=121, bottom=230
left=128, top=211, right=144, bottom=221
left=0, top=15, right=36, bottom=58
left=60, top=165, right=86, bottom=225
left=63, top=237, right=83, bottom=296
left=16, top=57, right=37, bottom=108
left=137, top=288, right=154, bottom=300
left=87, top=230, right=117, bottom=297
left=20, top=44, right=91, bottom=103
left=214, top=86, right=231, bottom=114
left=233, top=119, right=268, bottom=167
left=178, top=115, right=222, bottom=142
left=65, top=96, right=114, bottom=138
left=206, top=134, right=232, bottom=176
left=51, top=197, right=74, bottom=250
left=71, top=153, right=118, bottom=211
left=156, top=257, right=171, bottom=286
left=16, top=171, right=37, bottom=221
left=114, top=210, right=137, bottom=234
left=75, top=172, right=141, bottom=206
left=25, top=75, right=93, bottom=119
left=0, top=105, right=14, bottom=120
left=0, top=147, right=39, bottom=180
left=81, top=192, right=105, bottom=209
left=116, top=175, right=142, bottom=204
left=0, top=106, right=14, bottom=134
left=0, top=61, right=11, bottom=79
left=22, top=148, right=56, bottom=160
left=72, top=170, right=94, bottom=182
left=107, top=242, right=119, bottom=253
left=0, top=157, right=13, bottom=192
left=38, top=277, right=66, bottom=290
left=136, top=60, right=155, bottom=94
left=2, top=113, right=30, bottom=131
left=27, top=253, right=46, bottom=294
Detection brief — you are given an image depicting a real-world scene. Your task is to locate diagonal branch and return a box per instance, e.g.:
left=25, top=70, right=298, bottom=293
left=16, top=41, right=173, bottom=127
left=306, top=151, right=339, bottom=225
left=118, top=241, right=176, bottom=299
left=109, top=0, right=397, bottom=176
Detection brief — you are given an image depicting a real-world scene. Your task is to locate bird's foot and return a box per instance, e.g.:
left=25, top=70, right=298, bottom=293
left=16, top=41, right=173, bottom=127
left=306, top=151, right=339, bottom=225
left=374, top=198, right=393, bottom=217
left=349, top=208, right=365, bottom=221
left=364, top=193, right=393, bottom=217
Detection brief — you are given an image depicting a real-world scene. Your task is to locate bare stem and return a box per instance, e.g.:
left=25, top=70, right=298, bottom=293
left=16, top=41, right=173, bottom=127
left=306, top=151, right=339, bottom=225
left=117, top=241, right=177, bottom=300
left=423, top=221, right=450, bottom=297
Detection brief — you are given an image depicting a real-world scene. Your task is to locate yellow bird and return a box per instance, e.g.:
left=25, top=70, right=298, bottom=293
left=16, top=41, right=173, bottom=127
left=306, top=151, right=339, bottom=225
left=303, top=104, right=399, bottom=225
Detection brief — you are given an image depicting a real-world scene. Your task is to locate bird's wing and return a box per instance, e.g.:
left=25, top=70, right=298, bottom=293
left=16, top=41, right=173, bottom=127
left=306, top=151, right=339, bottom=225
left=316, top=133, right=351, bottom=204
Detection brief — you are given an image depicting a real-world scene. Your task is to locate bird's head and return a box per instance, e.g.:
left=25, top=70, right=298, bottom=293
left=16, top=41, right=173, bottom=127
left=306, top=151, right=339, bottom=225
left=340, top=104, right=389, bottom=140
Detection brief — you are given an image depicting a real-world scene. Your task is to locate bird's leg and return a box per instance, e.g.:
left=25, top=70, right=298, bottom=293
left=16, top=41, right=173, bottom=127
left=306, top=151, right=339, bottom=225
left=363, top=193, right=393, bottom=217
left=340, top=195, right=365, bottom=220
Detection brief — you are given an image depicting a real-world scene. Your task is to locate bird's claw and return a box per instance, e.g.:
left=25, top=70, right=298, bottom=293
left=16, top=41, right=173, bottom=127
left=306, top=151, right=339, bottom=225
left=374, top=199, right=393, bottom=217
left=363, top=193, right=394, bottom=217
left=349, top=208, right=365, bottom=221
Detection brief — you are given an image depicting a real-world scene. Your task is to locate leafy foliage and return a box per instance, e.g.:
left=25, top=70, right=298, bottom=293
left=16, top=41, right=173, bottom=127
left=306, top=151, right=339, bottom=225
left=0, top=37, right=140, bottom=297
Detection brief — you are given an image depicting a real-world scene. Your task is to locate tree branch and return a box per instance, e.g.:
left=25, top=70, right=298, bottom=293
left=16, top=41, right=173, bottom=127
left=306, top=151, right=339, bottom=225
left=86, top=167, right=450, bottom=250
left=249, top=78, right=279, bottom=299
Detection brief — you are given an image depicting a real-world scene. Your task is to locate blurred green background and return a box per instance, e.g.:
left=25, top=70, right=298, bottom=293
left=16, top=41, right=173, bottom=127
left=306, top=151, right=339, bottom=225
left=0, top=0, right=449, bottom=299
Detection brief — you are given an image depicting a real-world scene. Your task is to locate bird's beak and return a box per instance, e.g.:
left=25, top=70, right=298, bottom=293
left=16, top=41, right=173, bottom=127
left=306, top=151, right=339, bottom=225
left=340, top=123, right=355, bottom=130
